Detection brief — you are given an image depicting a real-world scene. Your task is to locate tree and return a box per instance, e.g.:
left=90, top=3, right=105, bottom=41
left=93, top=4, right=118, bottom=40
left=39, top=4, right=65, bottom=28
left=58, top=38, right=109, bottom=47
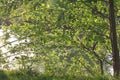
left=0, top=0, right=120, bottom=77
left=108, top=0, right=119, bottom=77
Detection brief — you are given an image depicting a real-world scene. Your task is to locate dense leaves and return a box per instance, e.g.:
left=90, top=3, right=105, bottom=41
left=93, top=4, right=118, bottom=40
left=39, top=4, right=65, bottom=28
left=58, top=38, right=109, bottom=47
left=0, top=0, right=120, bottom=78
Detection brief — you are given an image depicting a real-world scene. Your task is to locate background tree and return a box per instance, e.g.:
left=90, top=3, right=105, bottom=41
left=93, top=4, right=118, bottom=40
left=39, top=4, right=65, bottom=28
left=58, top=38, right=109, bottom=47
left=0, top=0, right=120, bottom=78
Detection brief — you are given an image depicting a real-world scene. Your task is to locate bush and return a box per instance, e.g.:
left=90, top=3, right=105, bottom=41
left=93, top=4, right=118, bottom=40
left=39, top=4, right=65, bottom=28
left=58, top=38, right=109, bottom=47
left=0, top=70, right=120, bottom=80
left=0, top=70, right=9, bottom=80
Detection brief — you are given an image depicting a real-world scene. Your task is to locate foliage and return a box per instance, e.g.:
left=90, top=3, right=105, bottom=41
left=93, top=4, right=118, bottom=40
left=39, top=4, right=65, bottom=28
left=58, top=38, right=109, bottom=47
left=0, top=0, right=120, bottom=78
left=0, top=70, right=118, bottom=80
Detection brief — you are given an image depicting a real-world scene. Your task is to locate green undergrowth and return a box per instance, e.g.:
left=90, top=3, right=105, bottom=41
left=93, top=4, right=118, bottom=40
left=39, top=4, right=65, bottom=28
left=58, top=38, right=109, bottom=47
left=0, top=70, right=119, bottom=80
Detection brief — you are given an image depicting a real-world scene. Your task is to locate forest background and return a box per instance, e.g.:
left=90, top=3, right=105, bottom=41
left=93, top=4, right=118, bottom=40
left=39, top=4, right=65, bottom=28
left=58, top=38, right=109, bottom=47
left=0, top=0, right=120, bottom=80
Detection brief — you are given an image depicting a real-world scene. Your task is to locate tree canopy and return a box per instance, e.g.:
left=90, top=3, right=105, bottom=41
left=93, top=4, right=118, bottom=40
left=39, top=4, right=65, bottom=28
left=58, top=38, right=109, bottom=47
left=0, top=0, right=120, bottom=78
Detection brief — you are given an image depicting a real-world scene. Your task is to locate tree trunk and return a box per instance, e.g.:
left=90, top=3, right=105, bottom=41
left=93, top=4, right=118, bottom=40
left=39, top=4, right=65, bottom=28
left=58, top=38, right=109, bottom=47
left=100, top=60, right=104, bottom=75
left=108, top=0, right=119, bottom=77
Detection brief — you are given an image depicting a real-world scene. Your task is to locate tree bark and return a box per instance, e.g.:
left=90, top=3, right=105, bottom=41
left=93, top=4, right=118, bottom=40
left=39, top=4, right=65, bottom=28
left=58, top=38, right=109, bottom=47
left=108, top=0, right=119, bottom=77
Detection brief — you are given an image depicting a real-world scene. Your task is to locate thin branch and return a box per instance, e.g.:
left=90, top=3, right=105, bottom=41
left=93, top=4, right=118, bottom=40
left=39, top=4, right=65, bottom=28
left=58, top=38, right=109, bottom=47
left=81, top=42, right=112, bottom=65
left=79, top=59, right=94, bottom=75
left=0, top=34, right=33, bottom=48
left=89, top=27, right=110, bottom=39
left=0, top=52, right=22, bottom=60
left=81, top=0, right=109, bottom=19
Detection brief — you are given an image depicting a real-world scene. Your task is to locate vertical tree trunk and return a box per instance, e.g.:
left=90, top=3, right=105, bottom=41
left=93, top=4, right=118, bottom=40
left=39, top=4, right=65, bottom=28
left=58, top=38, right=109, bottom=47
left=100, top=60, right=104, bottom=75
left=108, top=0, right=119, bottom=77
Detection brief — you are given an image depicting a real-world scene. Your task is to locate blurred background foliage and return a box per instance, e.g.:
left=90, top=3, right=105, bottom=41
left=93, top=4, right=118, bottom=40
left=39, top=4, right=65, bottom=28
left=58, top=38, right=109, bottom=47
left=0, top=0, right=120, bottom=79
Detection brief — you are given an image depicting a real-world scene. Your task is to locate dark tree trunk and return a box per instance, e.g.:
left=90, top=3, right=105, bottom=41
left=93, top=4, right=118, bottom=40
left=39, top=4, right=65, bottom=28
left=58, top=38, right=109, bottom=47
left=108, top=0, right=119, bottom=77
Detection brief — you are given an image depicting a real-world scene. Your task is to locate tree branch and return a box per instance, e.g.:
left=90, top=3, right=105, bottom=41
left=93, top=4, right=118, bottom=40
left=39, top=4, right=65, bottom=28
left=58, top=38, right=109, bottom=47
left=81, top=0, right=109, bottom=19
left=0, top=35, right=33, bottom=48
